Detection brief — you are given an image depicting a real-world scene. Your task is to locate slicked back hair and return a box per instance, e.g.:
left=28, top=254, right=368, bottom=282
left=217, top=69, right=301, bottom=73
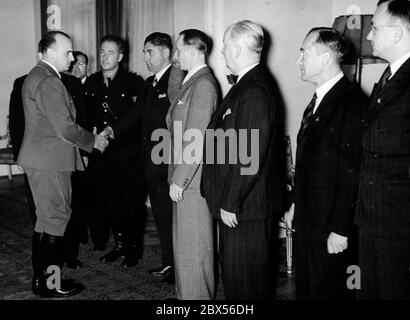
left=225, top=20, right=264, bottom=54
left=383, top=0, right=410, bottom=30
left=73, top=51, right=88, bottom=65
left=38, top=31, right=71, bottom=54
left=144, top=32, right=173, bottom=58
left=100, top=35, right=125, bottom=53
left=179, top=29, right=210, bottom=55
left=307, top=27, right=347, bottom=63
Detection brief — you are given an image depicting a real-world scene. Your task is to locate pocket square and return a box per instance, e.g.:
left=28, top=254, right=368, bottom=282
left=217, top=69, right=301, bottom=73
left=222, top=108, right=232, bottom=120
left=177, top=100, right=184, bottom=105
left=158, top=93, right=167, bottom=99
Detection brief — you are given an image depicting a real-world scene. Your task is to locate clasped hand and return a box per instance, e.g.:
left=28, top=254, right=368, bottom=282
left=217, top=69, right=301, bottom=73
left=93, top=134, right=109, bottom=153
left=170, top=183, right=184, bottom=202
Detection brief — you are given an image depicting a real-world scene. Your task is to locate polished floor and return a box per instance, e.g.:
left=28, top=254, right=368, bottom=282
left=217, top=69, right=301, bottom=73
left=0, top=174, right=296, bottom=300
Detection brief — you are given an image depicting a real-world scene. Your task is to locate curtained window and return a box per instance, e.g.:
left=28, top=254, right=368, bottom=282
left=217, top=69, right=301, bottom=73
left=121, top=0, right=175, bottom=78
left=41, top=0, right=98, bottom=73
left=41, top=0, right=175, bottom=77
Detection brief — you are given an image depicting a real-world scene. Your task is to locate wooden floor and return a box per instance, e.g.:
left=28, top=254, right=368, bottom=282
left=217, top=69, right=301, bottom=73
left=0, top=174, right=296, bottom=300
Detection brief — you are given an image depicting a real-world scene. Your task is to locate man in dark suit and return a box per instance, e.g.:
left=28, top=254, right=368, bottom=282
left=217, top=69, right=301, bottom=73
left=355, top=0, right=410, bottom=299
left=19, top=31, right=108, bottom=298
left=201, top=20, right=283, bottom=300
left=293, top=28, right=367, bottom=300
left=140, top=32, right=184, bottom=283
left=70, top=51, right=88, bottom=85
left=86, top=35, right=145, bottom=267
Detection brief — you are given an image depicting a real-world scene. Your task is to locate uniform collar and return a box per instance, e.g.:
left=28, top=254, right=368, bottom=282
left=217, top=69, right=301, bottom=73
left=41, top=59, right=61, bottom=78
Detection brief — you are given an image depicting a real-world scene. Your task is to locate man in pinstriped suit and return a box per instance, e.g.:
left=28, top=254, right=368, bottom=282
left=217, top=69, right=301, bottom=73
left=201, top=20, right=283, bottom=300
left=355, top=0, right=410, bottom=299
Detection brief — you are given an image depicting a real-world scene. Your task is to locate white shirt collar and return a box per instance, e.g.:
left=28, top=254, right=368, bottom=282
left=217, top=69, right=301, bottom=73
left=81, top=76, right=87, bottom=84
left=154, top=63, right=172, bottom=82
left=389, top=51, right=410, bottom=79
left=182, top=64, right=207, bottom=85
left=313, top=71, right=344, bottom=114
left=41, top=59, right=61, bottom=78
left=236, top=63, right=259, bottom=83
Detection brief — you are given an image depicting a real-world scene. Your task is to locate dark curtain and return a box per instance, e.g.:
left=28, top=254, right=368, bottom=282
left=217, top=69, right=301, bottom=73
left=40, top=0, right=49, bottom=37
left=96, top=0, right=125, bottom=70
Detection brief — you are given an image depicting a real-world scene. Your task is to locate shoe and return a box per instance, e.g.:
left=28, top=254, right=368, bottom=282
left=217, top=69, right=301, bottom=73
left=161, top=272, right=175, bottom=284
left=39, top=278, right=85, bottom=298
left=31, top=232, right=43, bottom=295
left=149, top=265, right=173, bottom=277
left=120, top=255, right=142, bottom=268
left=38, top=233, right=85, bottom=298
left=100, top=244, right=124, bottom=263
left=65, top=259, right=83, bottom=269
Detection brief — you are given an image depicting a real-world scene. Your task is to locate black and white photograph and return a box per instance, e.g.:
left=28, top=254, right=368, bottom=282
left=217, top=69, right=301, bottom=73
left=0, top=0, right=409, bottom=311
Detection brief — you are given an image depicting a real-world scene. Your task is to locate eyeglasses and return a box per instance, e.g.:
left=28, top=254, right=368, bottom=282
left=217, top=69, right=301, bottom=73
left=369, top=24, right=399, bottom=33
left=74, top=62, right=86, bottom=69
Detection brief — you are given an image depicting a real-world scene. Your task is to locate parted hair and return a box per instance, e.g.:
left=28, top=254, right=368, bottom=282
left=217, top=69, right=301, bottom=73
left=179, top=29, right=210, bottom=55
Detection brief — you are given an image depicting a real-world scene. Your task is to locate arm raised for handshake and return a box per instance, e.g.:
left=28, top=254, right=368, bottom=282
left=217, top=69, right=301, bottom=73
left=93, top=134, right=109, bottom=153
left=98, top=126, right=115, bottom=140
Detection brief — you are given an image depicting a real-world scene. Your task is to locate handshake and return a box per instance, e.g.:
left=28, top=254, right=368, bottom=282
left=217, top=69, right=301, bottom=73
left=93, top=126, right=115, bottom=153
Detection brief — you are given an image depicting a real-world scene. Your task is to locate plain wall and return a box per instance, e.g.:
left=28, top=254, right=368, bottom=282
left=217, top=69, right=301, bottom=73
left=0, top=0, right=39, bottom=176
left=174, top=0, right=334, bottom=159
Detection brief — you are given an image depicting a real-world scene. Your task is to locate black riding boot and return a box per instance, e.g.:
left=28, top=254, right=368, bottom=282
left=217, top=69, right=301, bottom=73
left=32, top=232, right=43, bottom=295
left=38, top=233, right=85, bottom=298
left=99, top=232, right=124, bottom=262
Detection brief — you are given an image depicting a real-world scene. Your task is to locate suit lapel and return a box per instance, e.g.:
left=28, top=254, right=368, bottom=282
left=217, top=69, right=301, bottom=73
left=209, top=65, right=259, bottom=127
left=366, top=57, right=410, bottom=117
left=38, top=61, right=76, bottom=117
left=298, top=76, right=349, bottom=142
left=166, top=66, right=211, bottom=129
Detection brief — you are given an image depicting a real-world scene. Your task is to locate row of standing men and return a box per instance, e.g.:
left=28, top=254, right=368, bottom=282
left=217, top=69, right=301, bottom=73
left=11, top=0, right=410, bottom=301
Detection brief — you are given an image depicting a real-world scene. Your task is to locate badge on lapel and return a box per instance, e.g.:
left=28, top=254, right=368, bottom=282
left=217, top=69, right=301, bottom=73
left=158, top=93, right=167, bottom=99
left=222, top=108, right=232, bottom=120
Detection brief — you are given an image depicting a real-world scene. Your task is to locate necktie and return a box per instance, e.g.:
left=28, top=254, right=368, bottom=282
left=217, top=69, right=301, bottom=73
left=299, top=93, right=317, bottom=138
left=379, top=66, right=391, bottom=89
left=226, top=74, right=238, bottom=85
left=152, top=78, right=158, bottom=87
left=375, top=66, right=391, bottom=95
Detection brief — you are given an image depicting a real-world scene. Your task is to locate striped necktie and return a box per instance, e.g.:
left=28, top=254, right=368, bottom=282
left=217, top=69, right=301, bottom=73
left=299, top=93, right=317, bottom=138
left=152, top=78, right=158, bottom=87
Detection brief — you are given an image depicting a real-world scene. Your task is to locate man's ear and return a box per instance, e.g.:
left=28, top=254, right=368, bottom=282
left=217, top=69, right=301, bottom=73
left=118, top=53, right=124, bottom=63
left=234, top=44, right=241, bottom=59
left=321, top=51, right=332, bottom=67
left=163, top=47, right=170, bottom=60
left=394, top=25, right=404, bottom=44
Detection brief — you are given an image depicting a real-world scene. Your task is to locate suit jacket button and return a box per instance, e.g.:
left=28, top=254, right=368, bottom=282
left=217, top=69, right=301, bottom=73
left=377, top=98, right=381, bottom=104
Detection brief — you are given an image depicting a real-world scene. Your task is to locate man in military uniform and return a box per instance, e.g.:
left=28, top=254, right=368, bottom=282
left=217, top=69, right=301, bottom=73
left=85, top=35, right=145, bottom=267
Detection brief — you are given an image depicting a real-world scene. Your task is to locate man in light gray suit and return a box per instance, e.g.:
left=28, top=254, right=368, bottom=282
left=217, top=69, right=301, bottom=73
left=166, top=29, right=219, bottom=300
left=19, top=31, right=108, bottom=298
